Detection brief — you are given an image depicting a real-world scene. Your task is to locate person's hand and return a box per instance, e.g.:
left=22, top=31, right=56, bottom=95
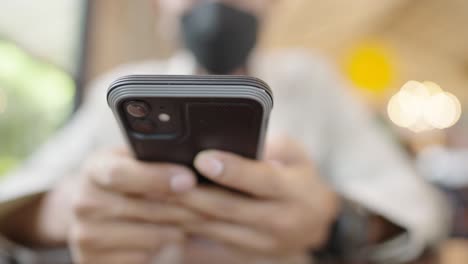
left=184, top=237, right=311, bottom=264
left=68, top=148, right=201, bottom=264
left=176, top=135, right=340, bottom=257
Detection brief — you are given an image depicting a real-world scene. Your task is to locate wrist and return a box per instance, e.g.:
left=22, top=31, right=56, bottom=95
left=0, top=179, right=73, bottom=247
left=37, top=176, right=78, bottom=246
left=34, top=183, right=73, bottom=246
left=0, top=195, right=46, bottom=246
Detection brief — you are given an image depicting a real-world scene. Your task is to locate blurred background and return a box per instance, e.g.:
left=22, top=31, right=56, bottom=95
left=0, top=0, right=467, bottom=262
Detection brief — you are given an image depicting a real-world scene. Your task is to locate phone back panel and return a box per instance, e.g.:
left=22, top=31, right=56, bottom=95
left=107, top=75, right=273, bottom=182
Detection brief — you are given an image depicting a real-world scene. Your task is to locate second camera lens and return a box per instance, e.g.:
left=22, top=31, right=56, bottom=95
left=131, top=119, right=156, bottom=134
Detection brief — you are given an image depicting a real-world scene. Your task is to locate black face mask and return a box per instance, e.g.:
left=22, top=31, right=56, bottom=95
left=181, top=2, right=259, bottom=74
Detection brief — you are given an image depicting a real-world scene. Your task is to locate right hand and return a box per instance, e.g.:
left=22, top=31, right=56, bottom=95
left=68, top=147, right=200, bottom=264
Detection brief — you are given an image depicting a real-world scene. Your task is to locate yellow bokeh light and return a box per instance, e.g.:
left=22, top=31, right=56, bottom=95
left=344, top=41, right=395, bottom=94
left=387, top=80, right=462, bottom=132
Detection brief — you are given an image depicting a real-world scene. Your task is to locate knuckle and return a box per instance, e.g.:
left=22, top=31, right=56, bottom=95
left=151, top=227, right=181, bottom=247
left=147, top=174, right=169, bottom=194
left=71, top=187, right=100, bottom=219
left=133, top=254, right=152, bottom=264
left=148, top=234, right=164, bottom=250
left=161, top=227, right=183, bottom=242
left=71, top=224, right=97, bottom=248
left=269, top=170, right=285, bottom=195
left=212, top=197, right=239, bottom=214
left=108, top=200, right=128, bottom=219
left=72, top=197, right=94, bottom=218
left=83, top=151, right=127, bottom=189
left=271, top=210, right=300, bottom=234
left=105, top=161, right=124, bottom=187
left=259, top=237, right=280, bottom=253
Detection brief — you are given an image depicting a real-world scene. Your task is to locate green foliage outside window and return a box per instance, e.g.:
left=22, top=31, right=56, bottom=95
left=0, top=40, right=75, bottom=177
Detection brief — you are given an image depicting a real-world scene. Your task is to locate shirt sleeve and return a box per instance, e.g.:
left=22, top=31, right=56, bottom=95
left=318, top=65, right=451, bottom=262
left=258, top=50, right=451, bottom=262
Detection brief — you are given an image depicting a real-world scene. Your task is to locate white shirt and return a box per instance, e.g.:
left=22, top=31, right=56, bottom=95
left=0, top=50, right=451, bottom=262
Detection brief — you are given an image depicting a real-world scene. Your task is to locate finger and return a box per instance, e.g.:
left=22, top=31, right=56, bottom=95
left=185, top=239, right=310, bottom=264
left=85, top=150, right=196, bottom=195
left=185, top=237, right=254, bottom=264
left=177, top=187, right=277, bottom=227
left=70, top=220, right=183, bottom=251
left=264, top=134, right=311, bottom=166
left=184, top=221, right=277, bottom=254
left=194, top=150, right=283, bottom=197
left=73, top=183, right=202, bottom=224
left=74, top=250, right=151, bottom=264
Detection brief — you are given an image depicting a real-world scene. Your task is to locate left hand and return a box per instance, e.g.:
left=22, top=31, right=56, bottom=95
left=183, top=237, right=311, bottom=264
left=176, top=135, right=340, bottom=256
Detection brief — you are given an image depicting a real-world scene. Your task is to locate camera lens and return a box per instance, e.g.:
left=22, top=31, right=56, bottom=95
left=131, top=119, right=156, bottom=134
left=126, top=101, right=150, bottom=118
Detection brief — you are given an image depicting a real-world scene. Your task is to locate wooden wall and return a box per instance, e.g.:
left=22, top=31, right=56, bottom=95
left=84, top=0, right=468, bottom=103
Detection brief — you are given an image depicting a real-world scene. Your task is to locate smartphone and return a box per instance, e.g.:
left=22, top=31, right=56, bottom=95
left=107, top=75, right=273, bottom=184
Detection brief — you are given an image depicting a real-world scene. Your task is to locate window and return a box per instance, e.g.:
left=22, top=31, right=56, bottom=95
left=0, top=0, right=89, bottom=177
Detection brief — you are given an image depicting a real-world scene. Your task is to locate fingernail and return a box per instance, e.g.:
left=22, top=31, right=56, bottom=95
left=195, top=153, right=224, bottom=178
left=170, top=174, right=195, bottom=193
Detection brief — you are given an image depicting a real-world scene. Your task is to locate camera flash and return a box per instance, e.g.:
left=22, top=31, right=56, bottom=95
left=158, top=113, right=171, bottom=122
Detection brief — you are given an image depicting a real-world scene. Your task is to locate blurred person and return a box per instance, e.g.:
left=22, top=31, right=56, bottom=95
left=418, top=146, right=468, bottom=238
left=417, top=146, right=468, bottom=264
left=0, top=0, right=450, bottom=263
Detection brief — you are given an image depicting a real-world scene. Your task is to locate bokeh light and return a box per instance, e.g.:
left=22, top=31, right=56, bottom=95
left=445, top=92, right=462, bottom=127
left=424, top=92, right=457, bottom=129
left=387, top=80, right=462, bottom=132
left=344, top=41, right=395, bottom=94
left=388, top=93, right=417, bottom=128
left=422, top=81, right=443, bottom=95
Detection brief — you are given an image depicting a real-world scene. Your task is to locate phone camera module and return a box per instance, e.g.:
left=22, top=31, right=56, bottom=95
left=126, top=101, right=150, bottom=118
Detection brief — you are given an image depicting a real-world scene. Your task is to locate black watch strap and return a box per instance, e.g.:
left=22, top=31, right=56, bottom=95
left=313, top=199, right=370, bottom=262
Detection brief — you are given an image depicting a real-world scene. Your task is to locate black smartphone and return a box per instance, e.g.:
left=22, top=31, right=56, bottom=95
left=107, top=75, right=273, bottom=184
